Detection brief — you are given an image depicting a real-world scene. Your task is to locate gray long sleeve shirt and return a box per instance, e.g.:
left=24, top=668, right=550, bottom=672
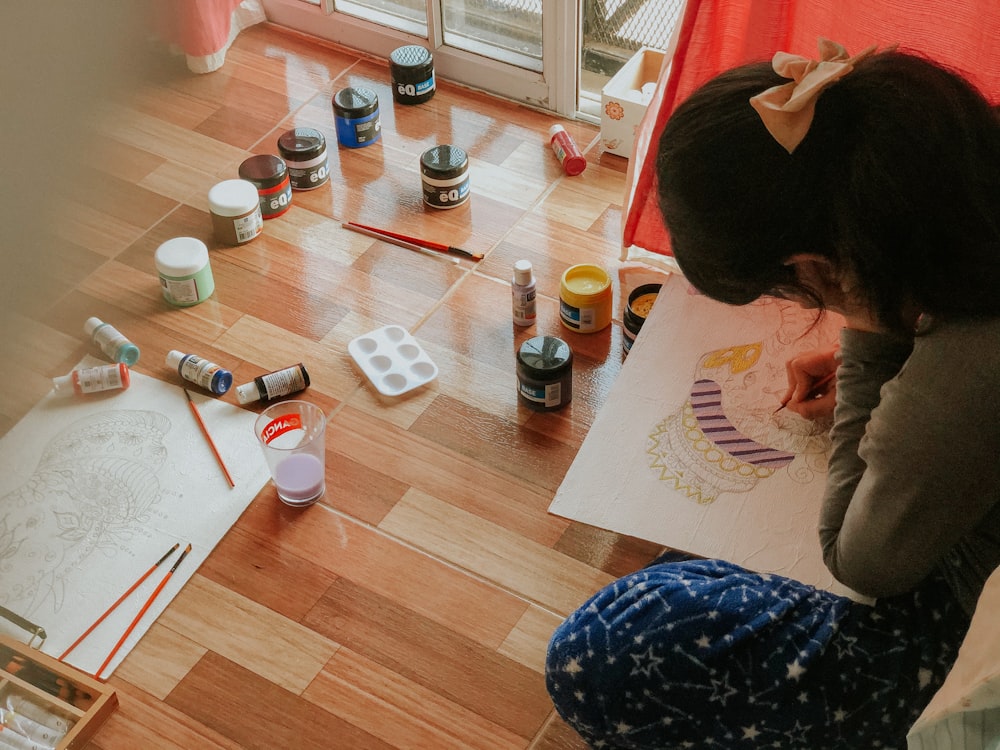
left=820, top=317, right=1000, bottom=615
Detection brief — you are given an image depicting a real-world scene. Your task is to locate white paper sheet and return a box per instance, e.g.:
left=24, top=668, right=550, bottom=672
left=0, top=358, right=269, bottom=675
left=550, top=275, right=852, bottom=593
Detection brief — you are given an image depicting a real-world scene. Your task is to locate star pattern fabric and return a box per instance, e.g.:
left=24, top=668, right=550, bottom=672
left=546, top=555, right=969, bottom=749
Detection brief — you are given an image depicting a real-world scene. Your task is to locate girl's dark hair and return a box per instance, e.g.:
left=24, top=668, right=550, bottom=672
left=656, top=50, right=1000, bottom=330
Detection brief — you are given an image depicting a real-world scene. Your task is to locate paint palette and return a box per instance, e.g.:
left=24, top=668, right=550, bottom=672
left=348, top=325, right=438, bottom=396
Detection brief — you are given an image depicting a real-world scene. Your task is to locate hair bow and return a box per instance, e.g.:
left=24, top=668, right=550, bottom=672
left=749, top=38, right=877, bottom=153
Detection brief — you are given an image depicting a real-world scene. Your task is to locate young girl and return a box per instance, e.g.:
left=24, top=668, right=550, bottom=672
left=546, top=40, right=1000, bottom=749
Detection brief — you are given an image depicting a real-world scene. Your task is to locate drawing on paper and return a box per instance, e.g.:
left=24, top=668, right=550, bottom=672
left=0, top=410, right=170, bottom=619
left=647, top=298, right=836, bottom=505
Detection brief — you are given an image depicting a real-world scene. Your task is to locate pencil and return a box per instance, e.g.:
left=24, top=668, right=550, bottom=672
left=184, top=389, right=235, bottom=487
left=774, top=370, right=838, bottom=414
left=344, top=221, right=483, bottom=261
left=59, top=543, right=179, bottom=661
left=95, top=543, right=192, bottom=679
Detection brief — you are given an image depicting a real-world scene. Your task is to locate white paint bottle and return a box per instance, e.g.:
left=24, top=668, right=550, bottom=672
left=512, top=259, right=537, bottom=327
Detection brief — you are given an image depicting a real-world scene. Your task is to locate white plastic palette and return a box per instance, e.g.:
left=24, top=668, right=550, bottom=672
left=348, top=325, right=439, bottom=396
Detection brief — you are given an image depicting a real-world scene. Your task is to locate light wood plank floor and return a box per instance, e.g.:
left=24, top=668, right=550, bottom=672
left=3, top=23, right=666, bottom=749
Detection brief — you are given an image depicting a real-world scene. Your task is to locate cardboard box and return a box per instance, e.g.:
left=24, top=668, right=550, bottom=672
left=600, top=47, right=666, bottom=158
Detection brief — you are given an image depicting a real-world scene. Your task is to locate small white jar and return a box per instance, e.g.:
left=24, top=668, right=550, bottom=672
left=208, top=179, right=263, bottom=246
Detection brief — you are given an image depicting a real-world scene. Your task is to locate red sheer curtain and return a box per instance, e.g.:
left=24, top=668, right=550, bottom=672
left=155, top=0, right=264, bottom=73
left=623, top=0, right=1000, bottom=259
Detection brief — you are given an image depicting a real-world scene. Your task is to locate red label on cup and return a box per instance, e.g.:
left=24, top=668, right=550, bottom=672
left=261, top=414, right=302, bottom=444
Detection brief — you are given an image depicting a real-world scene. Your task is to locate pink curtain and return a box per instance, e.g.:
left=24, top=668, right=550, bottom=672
left=623, top=0, right=1000, bottom=258
left=156, top=0, right=264, bottom=73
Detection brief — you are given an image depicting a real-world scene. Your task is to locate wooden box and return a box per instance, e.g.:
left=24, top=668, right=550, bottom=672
left=0, top=634, right=118, bottom=749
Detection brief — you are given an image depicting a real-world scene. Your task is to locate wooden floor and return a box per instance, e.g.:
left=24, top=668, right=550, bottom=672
left=4, top=23, right=666, bottom=749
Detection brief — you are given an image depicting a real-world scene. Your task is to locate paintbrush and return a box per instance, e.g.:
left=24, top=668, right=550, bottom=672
left=95, top=543, right=192, bottom=679
left=59, top=543, right=179, bottom=661
left=344, top=221, right=484, bottom=260
left=342, top=222, right=459, bottom=265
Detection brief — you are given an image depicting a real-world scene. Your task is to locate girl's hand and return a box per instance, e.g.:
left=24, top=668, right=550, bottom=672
left=780, top=347, right=840, bottom=420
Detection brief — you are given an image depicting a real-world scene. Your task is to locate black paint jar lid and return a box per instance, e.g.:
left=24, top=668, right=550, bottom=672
left=421, top=144, right=468, bottom=179
left=390, top=45, right=433, bottom=74
left=277, top=128, right=327, bottom=160
left=238, top=155, right=288, bottom=189
left=333, top=87, right=379, bottom=118
left=517, top=336, right=573, bottom=378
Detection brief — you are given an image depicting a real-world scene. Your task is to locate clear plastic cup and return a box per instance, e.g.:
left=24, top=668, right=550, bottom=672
left=254, top=400, right=327, bottom=507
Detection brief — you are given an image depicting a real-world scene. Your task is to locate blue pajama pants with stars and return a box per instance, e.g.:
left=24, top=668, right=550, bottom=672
left=545, top=555, right=969, bottom=749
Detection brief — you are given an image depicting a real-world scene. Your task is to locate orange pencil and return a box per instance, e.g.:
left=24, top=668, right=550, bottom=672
left=185, top=389, right=235, bottom=487
left=59, top=543, right=179, bottom=661
left=95, top=543, right=192, bottom=679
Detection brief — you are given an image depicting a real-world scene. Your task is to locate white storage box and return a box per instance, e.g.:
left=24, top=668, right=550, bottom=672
left=600, top=47, right=666, bottom=158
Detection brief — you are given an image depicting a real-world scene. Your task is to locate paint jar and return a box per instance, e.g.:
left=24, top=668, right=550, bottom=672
left=208, top=179, right=263, bottom=246
left=559, top=263, right=612, bottom=333
left=277, top=128, right=331, bottom=190
left=421, top=144, right=470, bottom=209
left=236, top=363, right=311, bottom=404
left=167, top=350, right=233, bottom=395
left=333, top=87, right=382, bottom=149
left=53, top=363, right=130, bottom=397
left=390, top=45, right=435, bottom=105
left=548, top=124, right=587, bottom=176
left=623, top=283, right=662, bottom=358
left=238, top=154, right=292, bottom=219
left=84, top=317, right=140, bottom=365
left=155, top=237, right=215, bottom=307
left=511, top=259, right=536, bottom=327
left=516, top=335, right=573, bottom=412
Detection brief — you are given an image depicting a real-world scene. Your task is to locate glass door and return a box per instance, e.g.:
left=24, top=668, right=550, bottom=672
left=262, top=0, right=579, bottom=116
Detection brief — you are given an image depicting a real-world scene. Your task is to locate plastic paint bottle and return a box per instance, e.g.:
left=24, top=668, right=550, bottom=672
left=333, top=87, right=382, bottom=149
left=390, top=45, right=435, bottom=105
left=167, top=350, right=233, bottom=395
left=516, top=335, right=573, bottom=411
left=155, top=237, right=215, bottom=307
left=84, top=317, right=140, bottom=365
left=277, top=128, right=331, bottom=190
left=208, top=179, right=263, bottom=245
left=548, top=124, right=587, bottom=176
left=238, top=155, right=292, bottom=219
left=623, top=283, right=662, bottom=358
left=235, top=363, right=311, bottom=404
left=420, top=144, right=470, bottom=209
left=511, top=259, right=537, bottom=327
left=559, top=264, right=612, bottom=333
left=53, top=363, right=130, bottom=397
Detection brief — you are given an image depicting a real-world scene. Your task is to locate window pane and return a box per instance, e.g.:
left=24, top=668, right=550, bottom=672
left=336, top=0, right=428, bottom=35
left=580, top=0, right=683, bottom=117
left=441, top=0, right=542, bottom=71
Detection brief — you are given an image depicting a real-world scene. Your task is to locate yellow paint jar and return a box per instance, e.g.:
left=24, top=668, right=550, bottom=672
left=559, top=264, right=612, bottom=333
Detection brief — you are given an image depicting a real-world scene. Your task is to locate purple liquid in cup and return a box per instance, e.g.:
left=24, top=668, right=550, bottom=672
left=274, top=452, right=325, bottom=505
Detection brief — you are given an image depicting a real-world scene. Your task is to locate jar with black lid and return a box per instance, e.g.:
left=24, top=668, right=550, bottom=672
left=516, top=335, right=573, bottom=411
left=333, top=87, right=382, bottom=148
left=420, top=144, right=470, bottom=209
left=276, top=128, right=330, bottom=190
left=390, top=45, right=436, bottom=105
left=238, top=154, right=292, bottom=219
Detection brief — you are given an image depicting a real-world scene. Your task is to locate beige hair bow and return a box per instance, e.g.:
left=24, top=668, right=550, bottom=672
left=749, top=38, right=877, bottom=153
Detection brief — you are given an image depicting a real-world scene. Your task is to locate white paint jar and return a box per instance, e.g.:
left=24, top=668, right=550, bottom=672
left=155, top=237, right=215, bottom=307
